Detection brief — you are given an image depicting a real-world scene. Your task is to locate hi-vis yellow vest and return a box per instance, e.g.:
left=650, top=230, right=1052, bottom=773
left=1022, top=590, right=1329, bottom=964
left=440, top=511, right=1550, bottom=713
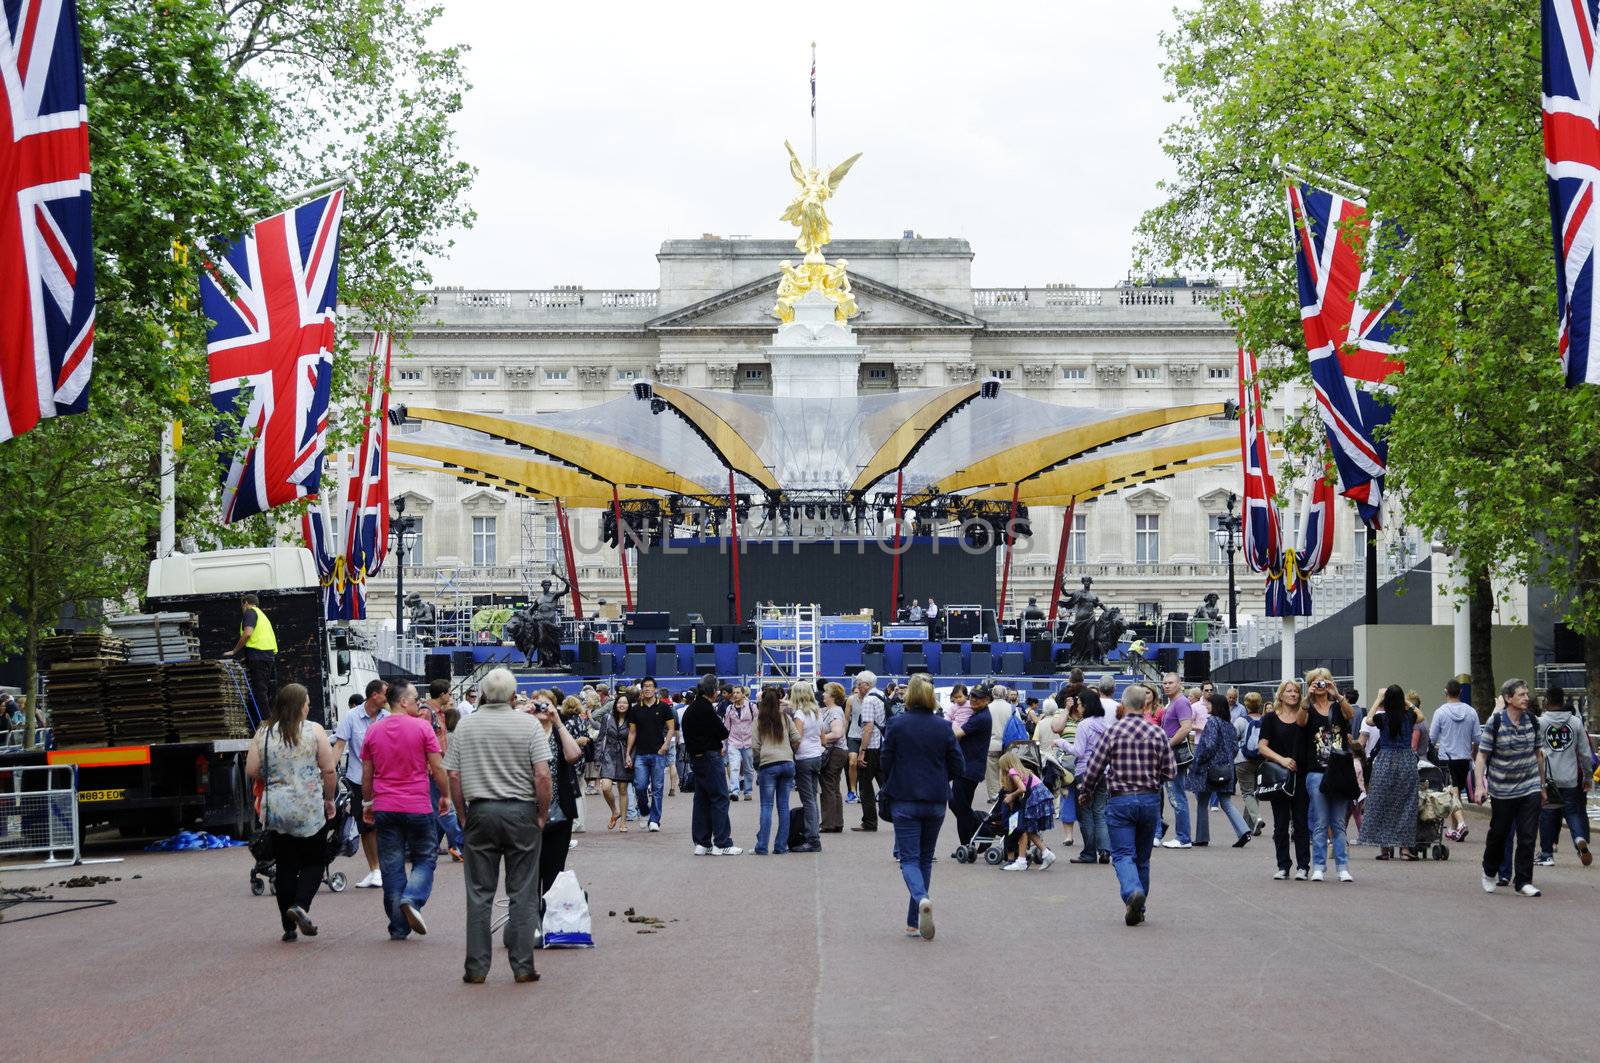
left=243, top=607, right=278, bottom=653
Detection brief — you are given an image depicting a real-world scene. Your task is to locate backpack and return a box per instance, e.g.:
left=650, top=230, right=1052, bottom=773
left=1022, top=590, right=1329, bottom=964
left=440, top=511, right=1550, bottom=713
left=1241, top=715, right=1263, bottom=761
left=1002, top=710, right=1030, bottom=747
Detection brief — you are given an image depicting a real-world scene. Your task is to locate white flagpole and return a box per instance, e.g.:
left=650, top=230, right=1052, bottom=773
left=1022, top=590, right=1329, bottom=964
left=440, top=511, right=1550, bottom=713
left=810, top=42, right=818, bottom=168
left=1273, top=155, right=1370, bottom=202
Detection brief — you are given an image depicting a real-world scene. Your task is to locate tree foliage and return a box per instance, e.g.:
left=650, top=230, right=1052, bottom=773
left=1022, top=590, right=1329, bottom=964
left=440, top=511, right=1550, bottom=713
left=1137, top=0, right=1600, bottom=711
left=0, top=0, right=475, bottom=741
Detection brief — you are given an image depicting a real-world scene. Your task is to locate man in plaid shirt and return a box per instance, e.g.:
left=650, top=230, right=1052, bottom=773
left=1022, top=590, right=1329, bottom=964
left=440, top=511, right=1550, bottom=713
left=1079, top=685, right=1176, bottom=927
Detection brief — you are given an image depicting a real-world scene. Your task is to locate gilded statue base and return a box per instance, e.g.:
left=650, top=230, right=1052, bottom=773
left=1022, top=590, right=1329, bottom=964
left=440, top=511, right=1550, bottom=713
left=774, top=255, right=859, bottom=323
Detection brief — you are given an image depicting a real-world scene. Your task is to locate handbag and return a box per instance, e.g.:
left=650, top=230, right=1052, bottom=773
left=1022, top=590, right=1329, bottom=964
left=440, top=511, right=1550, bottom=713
left=248, top=727, right=277, bottom=862
left=1205, top=765, right=1234, bottom=792
left=1255, top=760, right=1296, bottom=798
left=1173, top=735, right=1195, bottom=767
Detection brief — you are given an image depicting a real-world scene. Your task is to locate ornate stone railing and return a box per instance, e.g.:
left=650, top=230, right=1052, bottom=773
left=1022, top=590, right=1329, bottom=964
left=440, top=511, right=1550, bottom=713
left=972, top=286, right=1231, bottom=310
left=426, top=289, right=659, bottom=311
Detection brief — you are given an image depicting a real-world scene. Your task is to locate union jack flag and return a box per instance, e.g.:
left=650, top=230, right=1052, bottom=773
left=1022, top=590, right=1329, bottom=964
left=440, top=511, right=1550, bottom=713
left=1237, top=345, right=1281, bottom=573
left=0, top=0, right=95, bottom=443
left=1287, top=180, right=1403, bottom=527
left=340, top=333, right=392, bottom=619
left=202, top=190, right=344, bottom=523
left=301, top=489, right=352, bottom=620
left=1296, top=459, right=1337, bottom=577
left=1544, top=0, right=1600, bottom=386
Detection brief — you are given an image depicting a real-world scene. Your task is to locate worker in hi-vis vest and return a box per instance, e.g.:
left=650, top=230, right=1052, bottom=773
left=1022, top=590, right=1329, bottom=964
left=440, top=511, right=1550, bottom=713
left=225, top=592, right=278, bottom=719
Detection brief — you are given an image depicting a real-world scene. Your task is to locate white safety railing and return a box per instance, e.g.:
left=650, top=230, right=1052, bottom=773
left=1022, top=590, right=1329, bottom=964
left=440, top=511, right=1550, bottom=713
left=0, top=765, right=82, bottom=870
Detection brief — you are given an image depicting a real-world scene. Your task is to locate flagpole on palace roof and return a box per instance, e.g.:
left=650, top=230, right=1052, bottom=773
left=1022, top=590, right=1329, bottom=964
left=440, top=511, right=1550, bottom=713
left=810, top=42, right=818, bottom=169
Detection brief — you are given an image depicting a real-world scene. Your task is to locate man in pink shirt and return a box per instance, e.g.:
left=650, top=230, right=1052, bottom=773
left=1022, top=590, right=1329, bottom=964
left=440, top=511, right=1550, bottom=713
left=362, top=680, right=451, bottom=939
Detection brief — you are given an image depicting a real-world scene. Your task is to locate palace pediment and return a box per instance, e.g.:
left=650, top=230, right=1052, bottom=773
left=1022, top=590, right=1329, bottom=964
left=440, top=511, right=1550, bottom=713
left=646, top=271, right=985, bottom=333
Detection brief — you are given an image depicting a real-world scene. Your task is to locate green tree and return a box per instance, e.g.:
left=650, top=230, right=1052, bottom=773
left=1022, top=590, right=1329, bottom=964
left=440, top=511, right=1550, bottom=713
left=1137, top=0, right=1600, bottom=719
left=2, top=0, right=474, bottom=746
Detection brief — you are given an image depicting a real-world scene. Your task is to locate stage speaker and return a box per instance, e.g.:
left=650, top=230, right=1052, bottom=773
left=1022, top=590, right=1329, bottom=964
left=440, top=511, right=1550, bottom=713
left=1030, top=640, right=1053, bottom=665
left=452, top=650, right=475, bottom=675
left=425, top=654, right=452, bottom=684
left=1156, top=647, right=1180, bottom=675
left=1553, top=622, right=1584, bottom=663
left=1183, top=649, right=1211, bottom=683
left=946, top=607, right=981, bottom=640
left=578, top=639, right=600, bottom=665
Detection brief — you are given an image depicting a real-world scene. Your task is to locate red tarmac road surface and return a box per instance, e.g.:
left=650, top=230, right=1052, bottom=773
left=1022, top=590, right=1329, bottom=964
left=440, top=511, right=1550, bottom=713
left=2, top=793, right=1595, bottom=1062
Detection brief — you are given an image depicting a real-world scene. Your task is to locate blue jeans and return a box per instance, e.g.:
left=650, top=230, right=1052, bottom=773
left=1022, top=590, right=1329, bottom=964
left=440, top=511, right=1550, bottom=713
left=1305, top=772, right=1350, bottom=870
left=690, top=751, right=733, bottom=849
left=725, top=747, right=755, bottom=796
left=1106, top=792, right=1160, bottom=904
left=374, top=811, right=439, bottom=938
left=892, top=801, right=945, bottom=928
left=633, top=752, right=667, bottom=826
left=1156, top=765, right=1191, bottom=844
left=1539, top=785, right=1590, bottom=858
left=1193, top=788, right=1251, bottom=844
left=1081, top=788, right=1110, bottom=856
left=430, top=780, right=463, bottom=851
left=755, top=761, right=795, bottom=854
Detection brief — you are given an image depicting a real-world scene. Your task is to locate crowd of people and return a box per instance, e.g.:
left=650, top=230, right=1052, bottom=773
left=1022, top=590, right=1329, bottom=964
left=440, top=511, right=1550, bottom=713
left=242, top=663, right=1596, bottom=979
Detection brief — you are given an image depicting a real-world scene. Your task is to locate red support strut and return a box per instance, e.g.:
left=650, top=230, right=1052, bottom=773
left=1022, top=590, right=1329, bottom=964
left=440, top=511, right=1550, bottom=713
left=1046, top=497, right=1077, bottom=627
left=727, top=470, right=742, bottom=623
left=611, top=484, right=633, bottom=612
left=556, top=498, right=583, bottom=618
left=997, top=482, right=1020, bottom=619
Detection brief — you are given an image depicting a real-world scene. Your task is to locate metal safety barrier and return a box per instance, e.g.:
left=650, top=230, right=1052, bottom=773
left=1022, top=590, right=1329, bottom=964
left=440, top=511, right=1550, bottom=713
left=0, top=765, right=82, bottom=870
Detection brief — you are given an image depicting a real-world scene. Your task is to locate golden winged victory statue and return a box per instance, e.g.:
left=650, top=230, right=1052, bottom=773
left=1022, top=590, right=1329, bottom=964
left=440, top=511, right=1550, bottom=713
left=775, top=140, right=864, bottom=323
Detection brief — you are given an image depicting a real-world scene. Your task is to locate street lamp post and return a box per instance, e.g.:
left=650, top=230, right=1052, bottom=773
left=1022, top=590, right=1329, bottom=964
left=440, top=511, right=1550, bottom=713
left=1213, top=492, right=1243, bottom=630
left=391, top=496, right=421, bottom=640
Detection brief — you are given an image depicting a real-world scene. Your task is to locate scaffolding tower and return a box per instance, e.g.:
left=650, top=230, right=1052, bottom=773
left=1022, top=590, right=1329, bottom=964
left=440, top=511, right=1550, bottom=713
left=757, top=603, right=819, bottom=682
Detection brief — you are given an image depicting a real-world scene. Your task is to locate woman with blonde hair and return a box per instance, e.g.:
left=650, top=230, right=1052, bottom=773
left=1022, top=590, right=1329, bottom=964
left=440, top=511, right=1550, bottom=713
left=1299, top=668, right=1359, bottom=881
left=1256, top=678, right=1310, bottom=879
left=245, top=683, right=337, bottom=941
left=790, top=681, right=825, bottom=852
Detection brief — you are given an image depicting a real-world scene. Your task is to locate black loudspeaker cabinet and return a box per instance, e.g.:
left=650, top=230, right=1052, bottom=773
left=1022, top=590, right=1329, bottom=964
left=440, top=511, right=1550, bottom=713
left=1553, top=622, right=1584, bottom=663
left=1183, top=649, right=1212, bottom=683
left=451, top=650, right=475, bottom=675
left=425, top=654, right=452, bottom=684
left=1156, top=647, right=1180, bottom=675
left=1030, top=640, right=1054, bottom=664
left=578, top=639, right=600, bottom=665
left=946, top=606, right=982, bottom=640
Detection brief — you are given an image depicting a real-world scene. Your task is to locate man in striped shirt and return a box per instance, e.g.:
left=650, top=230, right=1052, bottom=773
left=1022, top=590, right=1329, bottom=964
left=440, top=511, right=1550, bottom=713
left=1474, top=678, right=1547, bottom=897
left=1079, top=685, right=1177, bottom=927
left=445, top=667, right=553, bottom=984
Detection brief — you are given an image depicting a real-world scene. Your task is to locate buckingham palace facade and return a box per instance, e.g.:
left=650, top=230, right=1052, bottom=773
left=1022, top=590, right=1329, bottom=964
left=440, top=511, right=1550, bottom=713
left=361, top=235, right=1383, bottom=626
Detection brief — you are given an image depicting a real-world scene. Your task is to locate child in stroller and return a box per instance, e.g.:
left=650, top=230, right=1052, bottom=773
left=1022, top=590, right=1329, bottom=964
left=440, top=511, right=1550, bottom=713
left=997, top=747, right=1057, bottom=871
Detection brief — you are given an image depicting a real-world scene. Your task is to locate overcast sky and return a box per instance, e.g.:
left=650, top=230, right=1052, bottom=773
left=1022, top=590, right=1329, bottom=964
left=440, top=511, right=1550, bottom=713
left=425, top=0, right=1185, bottom=291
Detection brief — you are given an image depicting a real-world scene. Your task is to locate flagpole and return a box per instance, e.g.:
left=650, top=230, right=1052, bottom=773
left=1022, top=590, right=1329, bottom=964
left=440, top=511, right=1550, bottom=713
left=243, top=172, right=360, bottom=222
left=1273, top=155, right=1370, bottom=202
left=810, top=42, right=818, bottom=169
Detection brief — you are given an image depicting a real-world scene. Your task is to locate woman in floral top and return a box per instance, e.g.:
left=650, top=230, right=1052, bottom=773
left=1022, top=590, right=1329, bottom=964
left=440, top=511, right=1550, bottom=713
left=245, top=682, right=337, bottom=941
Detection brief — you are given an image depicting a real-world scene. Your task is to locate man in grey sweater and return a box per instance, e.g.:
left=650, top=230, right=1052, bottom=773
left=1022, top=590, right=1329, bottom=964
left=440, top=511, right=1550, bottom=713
left=1535, top=687, right=1594, bottom=867
left=1429, top=678, right=1480, bottom=840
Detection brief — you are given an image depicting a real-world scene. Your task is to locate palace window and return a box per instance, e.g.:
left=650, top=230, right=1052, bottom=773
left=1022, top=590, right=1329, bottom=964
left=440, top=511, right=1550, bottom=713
left=397, top=369, right=422, bottom=382
left=545, top=369, right=568, bottom=382
left=1067, top=512, right=1087, bottom=563
left=1061, top=367, right=1087, bottom=381
left=472, top=516, right=497, bottom=567
left=1208, top=366, right=1232, bottom=380
left=616, top=369, right=639, bottom=381
left=470, top=368, right=497, bottom=383
left=1134, top=366, right=1162, bottom=381
left=990, top=368, right=1014, bottom=380
left=1135, top=513, right=1160, bottom=563
left=866, top=368, right=888, bottom=380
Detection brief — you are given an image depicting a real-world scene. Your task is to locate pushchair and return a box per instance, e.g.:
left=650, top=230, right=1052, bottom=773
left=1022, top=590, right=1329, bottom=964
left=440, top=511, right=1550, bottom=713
left=249, top=785, right=358, bottom=895
left=952, top=743, right=1046, bottom=866
left=1408, top=760, right=1455, bottom=861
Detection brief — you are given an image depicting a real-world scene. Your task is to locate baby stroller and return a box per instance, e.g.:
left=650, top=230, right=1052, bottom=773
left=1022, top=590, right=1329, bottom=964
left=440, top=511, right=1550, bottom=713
left=249, top=786, right=358, bottom=896
left=1408, top=760, right=1454, bottom=861
left=953, top=744, right=1047, bottom=867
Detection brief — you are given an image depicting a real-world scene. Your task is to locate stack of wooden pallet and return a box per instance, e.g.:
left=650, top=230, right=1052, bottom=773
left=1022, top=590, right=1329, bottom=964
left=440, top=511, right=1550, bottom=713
left=41, top=663, right=112, bottom=746
left=39, top=633, right=129, bottom=669
left=103, top=663, right=171, bottom=744
left=104, top=613, right=200, bottom=664
left=166, top=659, right=251, bottom=742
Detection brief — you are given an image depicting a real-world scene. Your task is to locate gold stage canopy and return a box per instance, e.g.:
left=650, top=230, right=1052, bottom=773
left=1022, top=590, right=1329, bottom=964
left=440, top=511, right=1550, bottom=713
left=392, top=383, right=1236, bottom=505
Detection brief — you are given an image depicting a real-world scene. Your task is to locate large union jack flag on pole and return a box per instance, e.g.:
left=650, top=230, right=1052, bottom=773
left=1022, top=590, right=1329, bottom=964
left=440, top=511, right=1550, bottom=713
left=0, top=0, right=95, bottom=443
left=1544, top=0, right=1600, bottom=386
left=1237, top=345, right=1281, bottom=573
left=1287, top=180, right=1403, bottom=528
left=340, top=332, right=392, bottom=619
left=202, top=189, right=344, bottom=523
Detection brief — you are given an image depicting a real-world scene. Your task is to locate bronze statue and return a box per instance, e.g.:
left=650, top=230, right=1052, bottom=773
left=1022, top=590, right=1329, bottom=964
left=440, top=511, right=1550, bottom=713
left=503, top=569, right=570, bottom=669
left=1194, top=592, right=1224, bottom=625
